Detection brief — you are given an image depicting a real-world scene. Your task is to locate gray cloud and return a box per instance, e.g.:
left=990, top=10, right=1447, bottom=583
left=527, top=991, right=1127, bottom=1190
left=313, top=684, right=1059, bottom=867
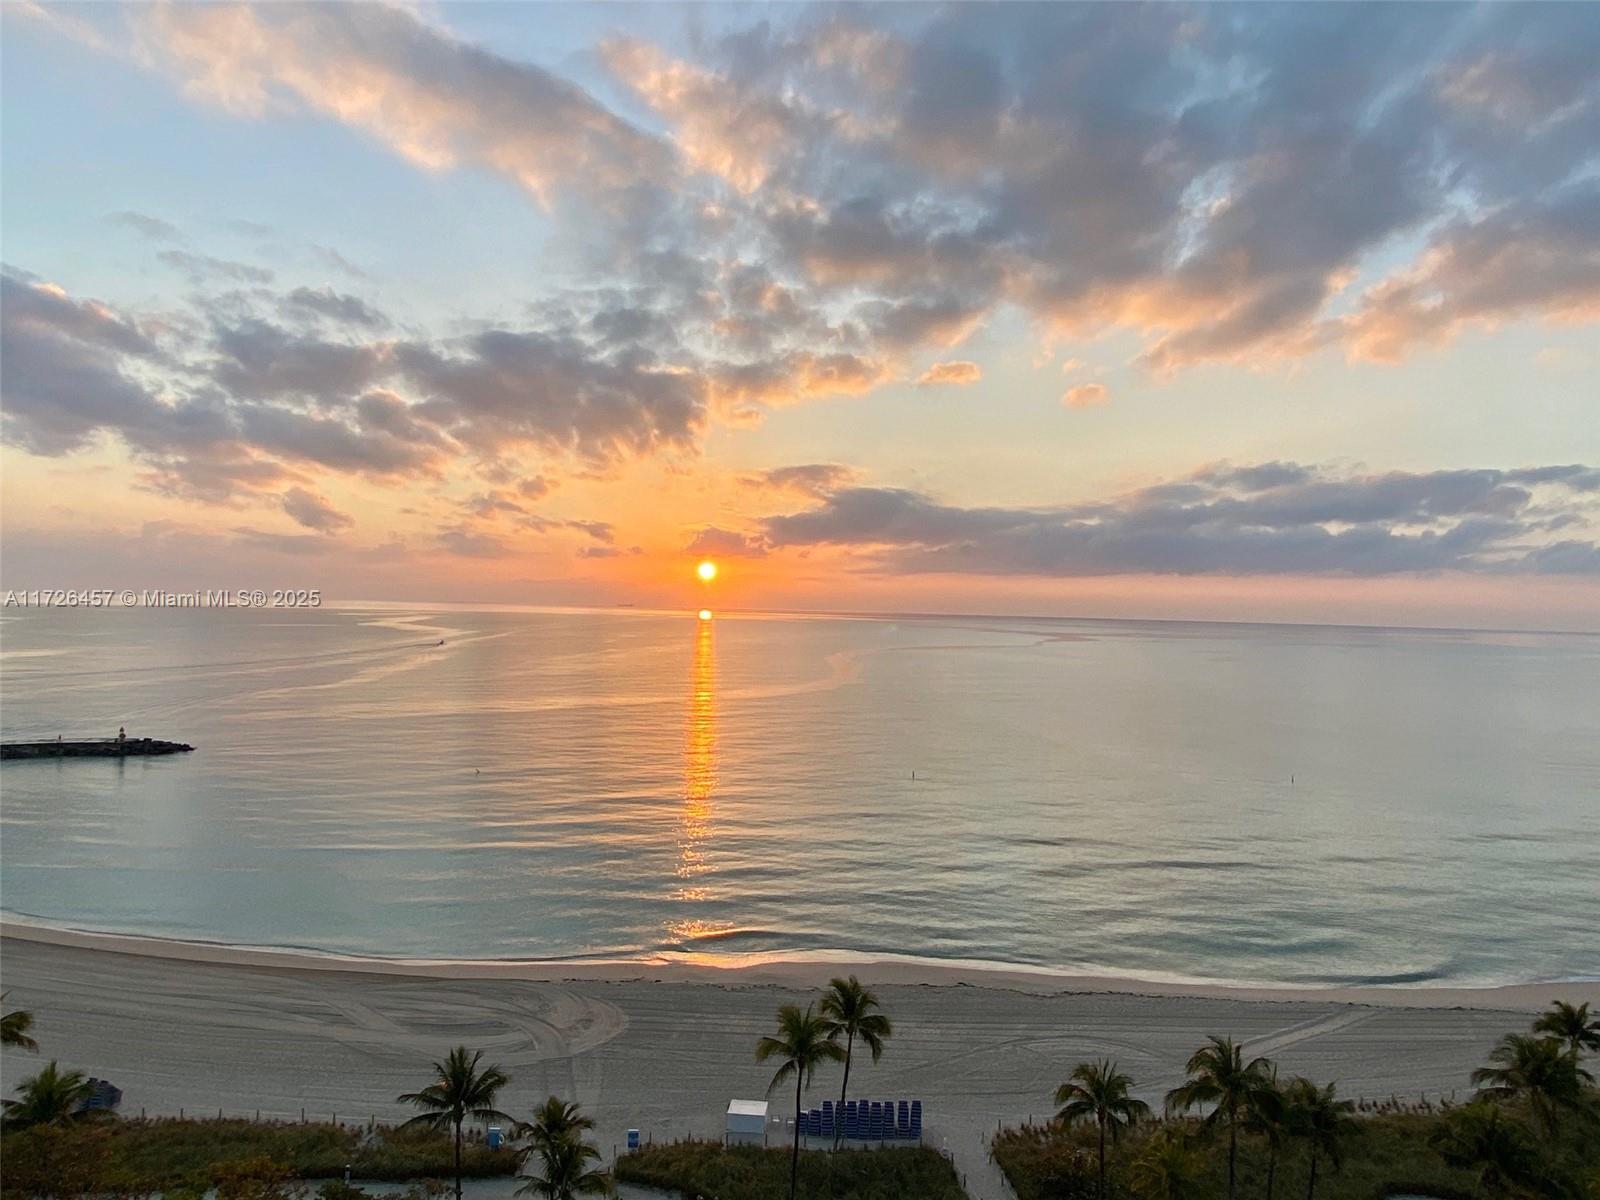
left=741, top=462, right=861, bottom=498
left=279, top=286, right=390, bottom=330
left=138, top=453, right=299, bottom=504
left=280, top=486, right=353, bottom=533
left=686, top=526, right=768, bottom=558
left=231, top=525, right=340, bottom=555
left=158, top=250, right=275, bottom=286
left=610, top=4, right=1600, bottom=373
left=108, top=211, right=181, bottom=242
left=308, top=245, right=367, bottom=279
left=396, top=329, right=704, bottom=464
left=38, top=4, right=1600, bottom=389
left=2, top=265, right=714, bottom=501
left=0, top=267, right=176, bottom=455
left=757, top=463, right=1600, bottom=577
left=436, top=524, right=509, bottom=558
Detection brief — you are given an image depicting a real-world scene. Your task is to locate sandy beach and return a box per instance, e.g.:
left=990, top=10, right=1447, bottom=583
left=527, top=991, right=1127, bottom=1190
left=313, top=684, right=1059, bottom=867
left=3, top=922, right=1595, bottom=1197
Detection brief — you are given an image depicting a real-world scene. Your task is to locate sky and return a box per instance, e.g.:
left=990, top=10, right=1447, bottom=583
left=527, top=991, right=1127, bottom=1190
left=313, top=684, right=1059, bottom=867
left=2, top=1, right=1598, bottom=630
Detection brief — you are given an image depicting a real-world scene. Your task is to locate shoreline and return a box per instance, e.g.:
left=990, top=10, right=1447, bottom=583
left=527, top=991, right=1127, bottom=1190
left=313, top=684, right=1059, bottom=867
left=5, top=917, right=1594, bottom=1012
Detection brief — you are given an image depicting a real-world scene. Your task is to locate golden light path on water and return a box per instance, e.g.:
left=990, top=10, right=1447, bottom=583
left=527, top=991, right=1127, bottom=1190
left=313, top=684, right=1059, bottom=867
left=668, top=616, right=724, bottom=945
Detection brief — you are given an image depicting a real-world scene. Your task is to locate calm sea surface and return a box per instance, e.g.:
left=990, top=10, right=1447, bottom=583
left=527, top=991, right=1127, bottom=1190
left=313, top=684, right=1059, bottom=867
left=1, top=606, right=1596, bottom=987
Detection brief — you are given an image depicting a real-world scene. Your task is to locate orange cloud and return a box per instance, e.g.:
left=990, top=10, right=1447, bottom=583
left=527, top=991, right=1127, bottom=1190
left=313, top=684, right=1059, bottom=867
left=136, top=4, right=670, bottom=206
left=916, top=360, right=982, bottom=387
left=1062, top=382, right=1108, bottom=409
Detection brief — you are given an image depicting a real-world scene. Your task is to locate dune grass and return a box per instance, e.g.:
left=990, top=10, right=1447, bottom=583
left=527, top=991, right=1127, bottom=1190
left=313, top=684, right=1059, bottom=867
left=992, top=1108, right=1600, bottom=1200
left=613, top=1139, right=968, bottom=1200
left=0, top=1117, right=517, bottom=1193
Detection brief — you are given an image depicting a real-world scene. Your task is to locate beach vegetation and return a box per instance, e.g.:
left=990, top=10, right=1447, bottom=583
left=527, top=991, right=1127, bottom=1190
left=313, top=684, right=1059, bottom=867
left=0, top=993, right=38, bottom=1052
left=1470, top=1032, right=1594, bottom=1138
left=1164, top=1036, right=1271, bottom=1199
left=515, top=1096, right=611, bottom=1198
left=0, top=1122, right=120, bottom=1199
left=1281, top=1078, right=1358, bottom=1200
left=1533, top=1001, right=1600, bottom=1061
left=518, top=1095, right=597, bottom=1149
left=1428, top=1100, right=1542, bottom=1196
left=204, top=1155, right=303, bottom=1200
left=613, top=1139, right=967, bottom=1200
left=396, top=1046, right=513, bottom=1200
left=819, top=975, right=893, bottom=1151
left=0, top=1117, right=516, bottom=1196
left=1054, top=1059, right=1151, bottom=1199
left=999, top=1015, right=1600, bottom=1200
left=1, top=1060, right=95, bottom=1129
left=756, top=1002, right=846, bottom=1200
left=1125, top=1128, right=1203, bottom=1200
left=1240, top=1068, right=1287, bottom=1200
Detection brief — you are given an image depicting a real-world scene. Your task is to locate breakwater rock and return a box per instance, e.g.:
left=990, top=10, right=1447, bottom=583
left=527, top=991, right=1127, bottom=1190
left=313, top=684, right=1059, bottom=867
left=1, top=738, right=195, bottom=761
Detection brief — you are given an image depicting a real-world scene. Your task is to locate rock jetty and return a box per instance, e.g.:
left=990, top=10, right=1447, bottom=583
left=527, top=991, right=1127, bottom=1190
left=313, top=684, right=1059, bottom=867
left=1, top=738, right=195, bottom=760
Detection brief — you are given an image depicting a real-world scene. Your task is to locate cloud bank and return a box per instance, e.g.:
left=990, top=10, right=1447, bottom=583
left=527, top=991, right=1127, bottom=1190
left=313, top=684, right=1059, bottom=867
left=38, top=0, right=1599, bottom=391
left=750, top=462, right=1600, bottom=577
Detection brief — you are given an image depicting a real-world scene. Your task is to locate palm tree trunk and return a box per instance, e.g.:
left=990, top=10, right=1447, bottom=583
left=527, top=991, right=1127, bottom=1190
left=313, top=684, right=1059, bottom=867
left=791, top=1070, right=804, bottom=1200
left=454, top=1116, right=463, bottom=1200
left=1096, top=1115, right=1106, bottom=1200
left=834, top=1030, right=854, bottom=1150
left=1305, top=1148, right=1318, bottom=1200
left=1266, top=1143, right=1276, bottom=1200
left=1227, top=1111, right=1237, bottom=1200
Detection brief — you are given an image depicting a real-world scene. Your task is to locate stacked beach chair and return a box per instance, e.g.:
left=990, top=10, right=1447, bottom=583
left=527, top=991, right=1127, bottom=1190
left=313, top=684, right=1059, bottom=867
left=799, top=1097, right=924, bottom=1145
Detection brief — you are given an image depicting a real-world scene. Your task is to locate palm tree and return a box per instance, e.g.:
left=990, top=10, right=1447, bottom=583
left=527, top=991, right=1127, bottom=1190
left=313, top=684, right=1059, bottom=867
left=1055, top=1059, right=1151, bottom=1200
left=2, top=1061, right=93, bottom=1128
left=1, top=994, right=38, bottom=1052
left=1283, top=1078, right=1357, bottom=1200
left=521, top=1095, right=597, bottom=1154
left=1126, top=1128, right=1201, bottom=1200
left=517, top=1137, right=611, bottom=1199
left=516, top=1099, right=610, bottom=1200
left=1164, top=1035, right=1270, bottom=1200
left=1242, top=1068, right=1288, bottom=1200
left=756, top=1002, right=845, bottom=1200
left=1470, top=1032, right=1593, bottom=1138
left=819, top=975, right=891, bottom=1150
left=397, top=1046, right=512, bottom=1200
left=1428, top=1100, right=1541, bottom=1197
left=1532, top=1000, right=1600, bottom=1060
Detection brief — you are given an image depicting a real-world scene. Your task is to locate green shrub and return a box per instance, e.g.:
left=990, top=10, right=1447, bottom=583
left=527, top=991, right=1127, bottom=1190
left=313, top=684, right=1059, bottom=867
left=0, top=1117, right=518, bottom=1195
left=991, top=1108, right=1600, bottom=1200
left=991, top=1125, right=1098, bottom=1200
left=614, top=1139, right=968, bottom=1200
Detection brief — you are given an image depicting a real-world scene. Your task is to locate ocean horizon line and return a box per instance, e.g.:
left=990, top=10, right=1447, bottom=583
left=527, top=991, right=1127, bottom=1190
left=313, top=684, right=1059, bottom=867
left=301, top=598, right=1600, bottom=641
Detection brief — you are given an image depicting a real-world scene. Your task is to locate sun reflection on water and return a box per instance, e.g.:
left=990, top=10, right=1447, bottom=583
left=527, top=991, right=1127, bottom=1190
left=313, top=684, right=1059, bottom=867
left=667, top=618, right=725, bottom=943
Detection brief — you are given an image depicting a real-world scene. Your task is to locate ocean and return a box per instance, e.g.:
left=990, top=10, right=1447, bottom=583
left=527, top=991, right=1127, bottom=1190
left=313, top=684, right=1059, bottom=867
left=1, top=605, right=1595, bottom=987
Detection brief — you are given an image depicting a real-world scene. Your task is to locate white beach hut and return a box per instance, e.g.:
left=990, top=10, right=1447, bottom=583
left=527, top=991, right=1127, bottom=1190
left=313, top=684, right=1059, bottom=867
left=725, top=1099, right=769, bottom=1147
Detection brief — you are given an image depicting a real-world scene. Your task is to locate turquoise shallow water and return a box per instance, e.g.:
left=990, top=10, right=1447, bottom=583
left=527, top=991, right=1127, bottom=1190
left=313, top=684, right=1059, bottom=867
left=1, top=605, right=1596, bottom=986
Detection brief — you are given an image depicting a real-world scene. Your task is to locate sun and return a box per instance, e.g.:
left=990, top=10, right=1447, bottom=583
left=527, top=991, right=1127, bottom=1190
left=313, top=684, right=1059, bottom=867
left=696, top=560, right=718, bottom=582
left=698, top=609, right=713, bottom=621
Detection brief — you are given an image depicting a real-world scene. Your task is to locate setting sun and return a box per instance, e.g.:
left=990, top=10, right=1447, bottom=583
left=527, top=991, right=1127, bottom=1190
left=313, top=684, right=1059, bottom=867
left=698, top=609, right=712, bottom=621
left=696, top=560, right=717, bottom=582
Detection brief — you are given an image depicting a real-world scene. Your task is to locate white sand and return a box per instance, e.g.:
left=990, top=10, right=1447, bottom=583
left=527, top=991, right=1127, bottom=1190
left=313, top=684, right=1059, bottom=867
left=2, top=922, right=1594, bottom=1199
